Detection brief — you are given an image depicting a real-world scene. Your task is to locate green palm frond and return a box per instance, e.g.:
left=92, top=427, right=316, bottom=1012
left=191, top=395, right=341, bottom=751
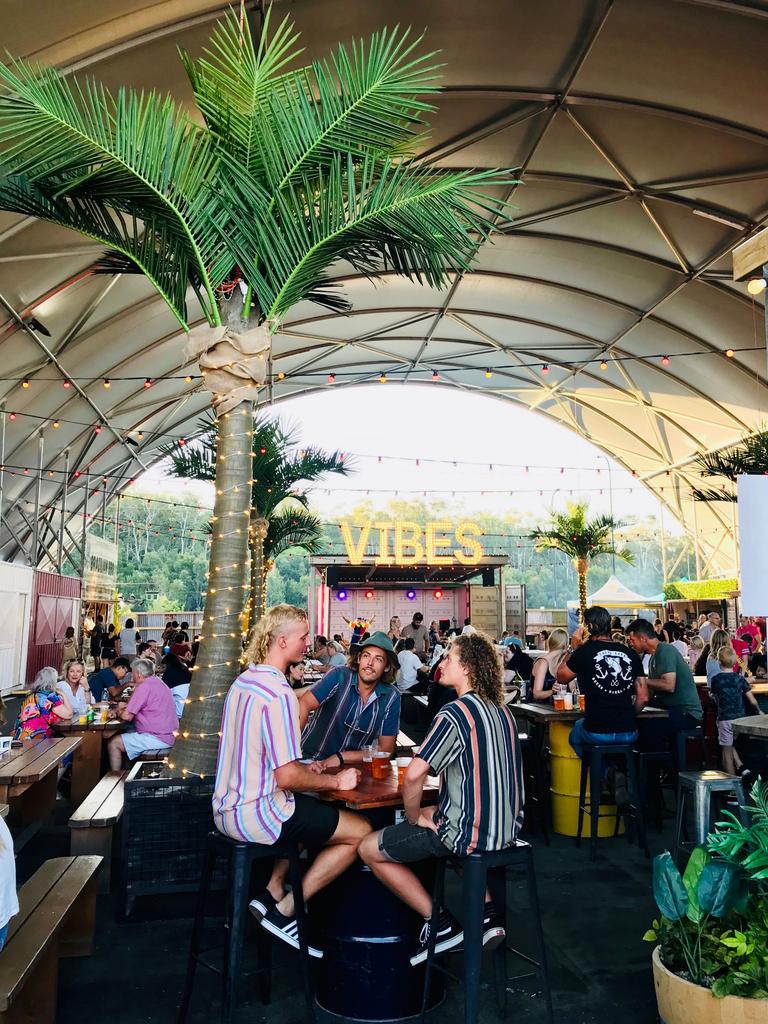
left=690, top=486, right=737, bottom=502
left=0, top=58, right=223, bottom=323
left=221, top=154, right=514, bottom=321
left=0, top=175, right=194, bottom=326
left=530, top=501, right=633, bottom=565
left=265, top=507, right=325, bottom=560
left=180, top=7, right=305, bottom=175
left=692, top=429, right=768, bottom=501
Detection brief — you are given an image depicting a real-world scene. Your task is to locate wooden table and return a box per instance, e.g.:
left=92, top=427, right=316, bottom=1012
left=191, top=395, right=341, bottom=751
left=320, top=765, right=439, bottom=811
left=732, top=715, right=768, bottom=740
left=51, top=720, right=125, bottom=806
left=0, top=737, right=81, bottom=826
left=510, top=702, right=668, bottom=725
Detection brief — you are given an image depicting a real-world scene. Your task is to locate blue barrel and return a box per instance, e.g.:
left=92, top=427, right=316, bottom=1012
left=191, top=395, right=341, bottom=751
left=311, top=860, right=445, bottom=1021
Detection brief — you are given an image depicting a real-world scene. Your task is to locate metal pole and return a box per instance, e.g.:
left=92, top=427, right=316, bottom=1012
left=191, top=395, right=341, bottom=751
left=100, top=480, right=107, bottom=539
left=692, top=497, right=702, bottom=580
left=659, top=500, right=668, bottom=585
left=81, top=472, right=90, bottom=577
left=58, top=448, right=69, bottom=573
left=599, top=454, right=616, bottom=575
left=114, top=492, right=121, bottom=545
left=31, top=431, right=44, bottom=567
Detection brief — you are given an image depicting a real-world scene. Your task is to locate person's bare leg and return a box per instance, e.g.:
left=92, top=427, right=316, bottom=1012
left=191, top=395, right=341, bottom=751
left=358, top=831, right=432, bottom=918
left=267, top=859, right=289, bottom=901
left=722, top=745, right=740, bottom=774
left=277, top=811, right=371, bottom=916
left=108, top=735, right=125, bottom=771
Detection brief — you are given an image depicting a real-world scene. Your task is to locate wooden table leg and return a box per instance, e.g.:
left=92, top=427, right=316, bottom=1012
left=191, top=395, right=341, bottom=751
left=13, top=770, right=57, bottom=827
left=69, top=730, right=102, bottom=806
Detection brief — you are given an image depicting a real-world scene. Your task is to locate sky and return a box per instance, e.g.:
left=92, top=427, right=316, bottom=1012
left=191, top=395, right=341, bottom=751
left=138, top=383, right=681, bottom=532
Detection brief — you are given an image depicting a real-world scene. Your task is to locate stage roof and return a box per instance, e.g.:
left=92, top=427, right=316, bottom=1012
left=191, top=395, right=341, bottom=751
left=1, top=0, right=766, bottom=576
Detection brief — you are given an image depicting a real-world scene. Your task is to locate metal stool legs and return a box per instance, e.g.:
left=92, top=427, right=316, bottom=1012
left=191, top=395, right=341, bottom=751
left=178, top=835, right=217, bottom=1024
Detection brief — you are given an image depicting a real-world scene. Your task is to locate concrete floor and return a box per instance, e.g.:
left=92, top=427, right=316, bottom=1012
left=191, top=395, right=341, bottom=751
left=15, top=806, right=665, bottom=1024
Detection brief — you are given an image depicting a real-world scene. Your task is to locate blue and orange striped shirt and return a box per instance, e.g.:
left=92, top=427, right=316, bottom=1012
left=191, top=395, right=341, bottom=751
left=212, top=664, right=302, bottom=844
left=417, top=692, right=524, bottom=856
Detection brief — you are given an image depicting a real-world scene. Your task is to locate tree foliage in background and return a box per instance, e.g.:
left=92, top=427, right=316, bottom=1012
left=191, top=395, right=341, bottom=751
left=529, top=501, right=634, bottom=618
left=163, top=413, right=348, bottom=619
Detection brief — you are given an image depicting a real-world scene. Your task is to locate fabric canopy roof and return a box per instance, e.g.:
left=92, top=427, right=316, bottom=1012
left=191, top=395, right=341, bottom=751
left=566, top=574, right=658, bottom=609
left=0, top=0, right=766, bottom=578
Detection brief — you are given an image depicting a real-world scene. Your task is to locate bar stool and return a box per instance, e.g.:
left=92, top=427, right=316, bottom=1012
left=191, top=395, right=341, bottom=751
left=519, top=733, right=550, bottom=845
left=419, top=841, right=553, bottom=1024
left=178, top=830, right=315, bottom=1024
left=637, top=725, right=704, bottom=833
left=673, top=770, right=749, bottom=862
left=576, top=742, right=646, bottom=861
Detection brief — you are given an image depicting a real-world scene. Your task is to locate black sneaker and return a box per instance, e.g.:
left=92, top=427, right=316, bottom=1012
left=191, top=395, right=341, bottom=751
left=410, top=910, right=464, bottom=966
left=249, top=889, right=278, bottom=921
left=258, top=906, right=323, bottom=959
left=483, top=901, right=506, bottom=951
left=737, top=766, right=754, bottom=783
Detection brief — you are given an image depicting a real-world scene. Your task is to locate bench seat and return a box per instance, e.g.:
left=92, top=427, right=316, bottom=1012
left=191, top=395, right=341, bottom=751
left=0, top=855, right=102, bottom=1024
left=69, top=770, right=127, bottom=893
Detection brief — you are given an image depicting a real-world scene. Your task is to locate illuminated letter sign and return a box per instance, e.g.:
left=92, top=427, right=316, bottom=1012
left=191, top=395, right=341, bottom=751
left=340, top=520, right=483, bottom=566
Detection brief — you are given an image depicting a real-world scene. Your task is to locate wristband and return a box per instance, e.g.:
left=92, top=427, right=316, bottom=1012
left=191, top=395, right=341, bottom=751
left=336, top=751, right=345, bottom=767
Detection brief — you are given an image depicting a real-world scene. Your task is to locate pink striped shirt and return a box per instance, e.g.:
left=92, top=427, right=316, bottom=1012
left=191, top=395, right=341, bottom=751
left=213, top=664, right=302, bottom=844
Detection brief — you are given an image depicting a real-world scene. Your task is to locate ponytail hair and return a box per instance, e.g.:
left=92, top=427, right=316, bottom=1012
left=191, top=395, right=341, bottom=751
left=245, top=605, right=308, bottom=665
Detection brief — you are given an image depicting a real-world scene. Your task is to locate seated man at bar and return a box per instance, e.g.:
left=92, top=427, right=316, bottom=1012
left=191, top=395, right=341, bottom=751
left=213, top=604, right=371, bottom=957
left=88, top=654, right=131, bottom=702
left=556, top=606, right=648, bottom=759
left=359, top=632, right=523, bottom=965
left=106, top=657, right=179, bottom=767
left=625, top=617, right=703, bottom=748
left=298, top=631, right=401, bottom=766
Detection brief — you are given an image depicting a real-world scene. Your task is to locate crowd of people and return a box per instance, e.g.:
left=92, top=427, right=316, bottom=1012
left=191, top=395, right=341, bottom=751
left=212, top=605, right=520, bottom=964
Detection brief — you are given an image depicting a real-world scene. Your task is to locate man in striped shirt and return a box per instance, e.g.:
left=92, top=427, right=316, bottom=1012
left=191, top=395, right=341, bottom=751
left=213, top=605, right=371, bottom=957
left=359, top=632, right=524, bottom=965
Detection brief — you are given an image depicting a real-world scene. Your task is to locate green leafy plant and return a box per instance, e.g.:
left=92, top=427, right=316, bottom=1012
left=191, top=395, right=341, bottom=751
left=707, top=779, right=768, bottom=884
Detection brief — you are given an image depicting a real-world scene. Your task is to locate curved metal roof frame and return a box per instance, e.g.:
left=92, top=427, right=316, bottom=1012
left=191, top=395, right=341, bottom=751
left=0, top=0, right=766, bottom=578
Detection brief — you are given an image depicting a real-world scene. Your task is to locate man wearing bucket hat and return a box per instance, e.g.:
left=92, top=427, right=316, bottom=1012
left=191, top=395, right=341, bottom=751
left=298, top=631, right=401, bottom=767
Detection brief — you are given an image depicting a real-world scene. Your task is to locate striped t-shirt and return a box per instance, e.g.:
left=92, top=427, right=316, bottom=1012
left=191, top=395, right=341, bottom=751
left=212, top=664, right=302, bottom=844
left=418, top=691, right=524, bottom=856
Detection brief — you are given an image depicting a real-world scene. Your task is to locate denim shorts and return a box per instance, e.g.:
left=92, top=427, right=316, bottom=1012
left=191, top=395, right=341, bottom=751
left=378, top=821, right=452, bottom=863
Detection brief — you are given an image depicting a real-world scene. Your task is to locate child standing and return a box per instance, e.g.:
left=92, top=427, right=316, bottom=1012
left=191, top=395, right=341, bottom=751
left=710, top=646, right=764, bottom=779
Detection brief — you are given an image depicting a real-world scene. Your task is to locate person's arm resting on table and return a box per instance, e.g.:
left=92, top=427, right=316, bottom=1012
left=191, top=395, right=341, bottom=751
left=402, top=756, right=435, bottom=831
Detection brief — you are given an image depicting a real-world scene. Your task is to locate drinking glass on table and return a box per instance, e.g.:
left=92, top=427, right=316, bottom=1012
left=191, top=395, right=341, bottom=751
left=362, top=740, right=378, bottom=776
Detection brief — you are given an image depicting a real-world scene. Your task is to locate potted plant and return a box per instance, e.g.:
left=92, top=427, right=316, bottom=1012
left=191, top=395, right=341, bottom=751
left=645, top=781, right=768, bottom=1023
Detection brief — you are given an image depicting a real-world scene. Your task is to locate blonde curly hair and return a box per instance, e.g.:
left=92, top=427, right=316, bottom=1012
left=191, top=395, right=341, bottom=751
left=245, top=604, right=308, bottom=665
left=450, top=631, right=503, bottom=705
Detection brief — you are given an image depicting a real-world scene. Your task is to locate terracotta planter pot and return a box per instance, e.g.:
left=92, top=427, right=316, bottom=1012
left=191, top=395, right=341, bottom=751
left=652, top=946, right=767, bottom=1024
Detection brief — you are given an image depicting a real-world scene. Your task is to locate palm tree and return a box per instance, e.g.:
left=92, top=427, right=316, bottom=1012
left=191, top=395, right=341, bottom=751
left=691, top=429, right=768, bottom=501
left=164, top=414, right=348, bottom=620
left=0, top=8, right=512, bottom=772
left=530, top=501, right=633, bottom=619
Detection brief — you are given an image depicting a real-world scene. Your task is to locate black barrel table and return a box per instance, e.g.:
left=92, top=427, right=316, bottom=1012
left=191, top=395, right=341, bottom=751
left=310, top=768, right=443, bottom=1022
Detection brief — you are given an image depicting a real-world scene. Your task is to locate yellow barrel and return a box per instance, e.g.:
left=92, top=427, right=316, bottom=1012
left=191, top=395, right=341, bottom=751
left=548, top=719, right=622, bottom=838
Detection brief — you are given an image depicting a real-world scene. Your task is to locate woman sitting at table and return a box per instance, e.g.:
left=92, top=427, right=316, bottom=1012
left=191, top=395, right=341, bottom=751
left=161, top=642, right=193, bottom=717
left=57, top=660, right=94, bottom=718
left=531, top=628, right=569, bottom=702
left=14, top=666, right=73, bottom=742
left=286, top=661, right=305, bottom=689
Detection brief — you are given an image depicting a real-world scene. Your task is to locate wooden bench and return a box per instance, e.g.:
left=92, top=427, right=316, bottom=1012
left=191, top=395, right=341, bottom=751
left=69, top=771, right=127, bottom=893
left=0, top=855, right=102, bottom=1024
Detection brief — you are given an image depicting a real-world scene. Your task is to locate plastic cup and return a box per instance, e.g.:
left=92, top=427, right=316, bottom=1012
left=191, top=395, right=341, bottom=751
left=578, top=693, right=586, bottom=712
left=78, top=714, right=87, bottom=726
left=553, top=695, right=565, bottom=712
left=563, top=692, right=573, bottom=711
left=371, top=751, right=392, bottom=780
left=362, top=745, right=374, bottom=776
left=396, top=756, right=412, bottom=784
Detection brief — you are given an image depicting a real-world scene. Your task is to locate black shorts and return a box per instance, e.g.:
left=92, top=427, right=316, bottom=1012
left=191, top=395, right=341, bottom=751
left=277, top=794, right=339, bottom=847
left=378, top=821, right=452, bottom=863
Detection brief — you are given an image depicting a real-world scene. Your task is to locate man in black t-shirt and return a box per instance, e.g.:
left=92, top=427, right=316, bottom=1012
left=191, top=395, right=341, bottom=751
left=557, top=605, right=648, bottom=758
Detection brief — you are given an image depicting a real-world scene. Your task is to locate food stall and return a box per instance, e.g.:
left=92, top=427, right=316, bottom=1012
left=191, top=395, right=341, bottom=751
left=309, top=519, right=508, bottom=640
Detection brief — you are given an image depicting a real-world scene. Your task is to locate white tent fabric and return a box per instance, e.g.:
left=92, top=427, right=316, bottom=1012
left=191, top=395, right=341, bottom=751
left=1, top=0, right=767, bottom=574
left=566, top=574, right=657, bottom=609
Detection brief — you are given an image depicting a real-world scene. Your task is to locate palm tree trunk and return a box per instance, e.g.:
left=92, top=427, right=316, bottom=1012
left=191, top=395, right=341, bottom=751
left=575, top=558, right=589, bottom=621
left=249, top=518, right=269, bottom=625
left=173, top=294, right=259, bottom=776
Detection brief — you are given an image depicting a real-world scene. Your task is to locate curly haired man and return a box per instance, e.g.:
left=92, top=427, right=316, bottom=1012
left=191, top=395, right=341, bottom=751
left=359, top=631, right=524, bottom=965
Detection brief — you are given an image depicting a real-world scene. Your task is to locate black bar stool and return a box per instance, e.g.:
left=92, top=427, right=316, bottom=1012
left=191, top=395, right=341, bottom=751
left=419, top=841, right=553, bottom=1024
left=637, top=725, right=703, bottom=833
left=575, top=742, right=647, bottom=861
left=178, top=830, right=316, bottom=1024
